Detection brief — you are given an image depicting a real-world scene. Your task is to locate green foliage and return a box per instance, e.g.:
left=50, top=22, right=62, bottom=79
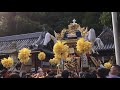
left=15, top=15, right=42, bottom=34
left=81, top=12, right=103, bottom=36
left=0, top=16, right=8, bottom=32
left=99, top=12, right=112, bottom=27
left=0, top=12, right=115, bottom=37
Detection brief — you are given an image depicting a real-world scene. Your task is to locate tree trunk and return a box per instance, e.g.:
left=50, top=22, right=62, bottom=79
left=7, top=12, right=16, bottom=35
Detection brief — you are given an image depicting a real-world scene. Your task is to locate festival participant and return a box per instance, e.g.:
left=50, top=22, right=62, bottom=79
left=25, top=73, right=32, bottom=78
left=107, top=65, right=120, bottom=78
left=70, top=70, right=79, bottom=78
left=44, top=71, right=55, bottom=78
left=34, top=68, right=44, bottom=78
left=0, top=68, right=9, bottom=78
left=61, top=70, right=70, bottom=78
left=97, top=68, right=109, bottom=78
left=9, top=73, right=20, bottom=78
left=21, top=72, right=27, bottom=78
left=55, top=74, right=62, bottom=78
left=44, top=69, right=52, bottom=77
left=31, top=73, right=37, bottom=78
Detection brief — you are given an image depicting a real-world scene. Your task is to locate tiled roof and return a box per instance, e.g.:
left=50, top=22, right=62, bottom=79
left=94, top=29, right=114, bottom=51
left=0, top=29, right=115, bottom=54
left=0, top=32, right=51, bottom=54
left=0, top=32, right=42, bottom=42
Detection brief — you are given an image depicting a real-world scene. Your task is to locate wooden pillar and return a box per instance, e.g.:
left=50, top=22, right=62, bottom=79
left=35, top=53, right=38, bottom=73
left=32, top=52, right=38, bottom=73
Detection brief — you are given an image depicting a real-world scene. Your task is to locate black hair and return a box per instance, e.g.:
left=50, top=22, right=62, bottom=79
left=90, top=72, right=97, bottom=78
left=81, top=72, right=91, bottom=78
left=1, top=68, right=8, bottom=75
left=15, top=62, right=22, bottom=70
left=97, top=68, right=110, bottom=78
left=9, top=73, right=20, bottom=78
left=112, top=65, right=120, bottom=72
left=44, top=76, right=54, bottom=78
left=21, top=72, right=27, bottom=78
left=81, top=72, right=97, bottom=78
left=61, top=70, right=70, bottom=78
left=48, top=71, right=55, bottom=76
left=47, top=69, right=51, bottom=74
left=54, top=29, right=61, bottom=33
left=26, top=74, right=32, bottom=78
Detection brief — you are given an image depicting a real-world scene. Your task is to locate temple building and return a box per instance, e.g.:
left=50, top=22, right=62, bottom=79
left=0, top=31, right=54, bottom=72
left=93, top=28, right=115, bottom=64
left=0, top=26, right=116, bottom=71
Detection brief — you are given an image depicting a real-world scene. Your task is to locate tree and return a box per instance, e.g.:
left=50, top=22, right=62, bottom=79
left=81, top=12, right=103, bottom=36
left=0, top=16, right=8, bottom=32
left=7, top=12, right=16, bottom=35
left=99, top=12, right=112, bottom=28
left=0, top=12, right=106, bottom=37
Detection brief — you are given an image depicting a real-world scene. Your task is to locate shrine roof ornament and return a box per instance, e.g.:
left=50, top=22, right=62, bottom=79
left=72, top=19, right=76, bottom=25
left=68, top=19, right=80, bottom=30
left=54, top=19, right=88, bottom=40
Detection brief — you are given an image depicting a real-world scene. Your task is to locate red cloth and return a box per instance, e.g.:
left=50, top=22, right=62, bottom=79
left=4, top=72, right=10, bottom=78
left=86, top=53, right=90, bottom=60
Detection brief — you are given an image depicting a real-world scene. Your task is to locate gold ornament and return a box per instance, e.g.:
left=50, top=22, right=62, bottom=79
left=104, top=62, right=112, bottom=69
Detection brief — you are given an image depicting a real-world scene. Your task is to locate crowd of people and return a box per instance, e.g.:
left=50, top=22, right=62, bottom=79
left=0, top=64, right=120, bottom=78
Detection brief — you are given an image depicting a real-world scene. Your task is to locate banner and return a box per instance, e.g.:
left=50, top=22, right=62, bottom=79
left=69, top=48, right=75, bottom=53
left=81, top=54, right=89, bottom=67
